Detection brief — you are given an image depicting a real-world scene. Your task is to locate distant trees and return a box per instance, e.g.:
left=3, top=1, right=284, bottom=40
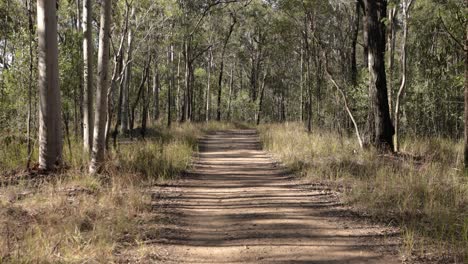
left=37, top=0, right=62, bottom=170
left=0, top=0, right=466, bottom=171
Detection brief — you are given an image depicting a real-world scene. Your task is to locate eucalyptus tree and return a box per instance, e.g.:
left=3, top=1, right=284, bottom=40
left=90, top=0, right=111, bottom=174
left=82, top=0, right=93, bottom=153
left=37, top=0, right=62, bottom=170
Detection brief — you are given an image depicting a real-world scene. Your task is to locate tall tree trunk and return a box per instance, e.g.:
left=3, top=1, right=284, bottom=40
left=27, top=0, right=34, bottom=169
left=153, top=66, right=160, bottom=122
left=216, top=15, right=237, bottom=121
left=130, top=57, right=150, bottom=130
left=227, top=65, right=234, bottom=121
left=388, top=6, right=397, bottom=120
left=300, top=45, right=304, bottom=122
left=464, top=8, right=468, bottom=169
left=168, top=44, right=174, bottom=127
left=350, top=0, right=360, bottom=86
left=256, top=71, right=268, bottom=126
left=37, top=0, right=62, bottom=170
left=394, top=0, right=413, bottom=152
left=82, top=0, right=93, bottom=153
left=182, top=41, right=190, bottom=122
left=142, top=62, right=151, bottom=138
left=206, top=47, right=212, bottom=122
left=89, top=0, right=111, bottom=174
left=364, top=0, right=394, bottom=151
left=121, top=6, right=135, bottom=135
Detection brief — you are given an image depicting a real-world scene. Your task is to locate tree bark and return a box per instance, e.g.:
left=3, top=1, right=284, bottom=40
left=350, top=0, right=360, bottom=86
left=464, top=7, right=468, bottom=169
left=82, top=0, right=93, bottom=153
left=89, top=0, right=111, bottom=174
left=37, top=0, right=62, bottom=170
left=227, top=65, right=234, bottom=121
left=216, top=15, right=237, bottom=121
left=206, top=47, right=212, bottom=122
left=388, top=6, right=397, bottom=120
left=363, top=0, right=395, bottom=151
left=394, top=0, right=413, bottom=152
left=27, top=0, right=34, bottom=169
left=121, top=6, right=135, bottom=134
left=256, top=71, right=268, bottom=126
left=153, top=66, right=160, bottom=122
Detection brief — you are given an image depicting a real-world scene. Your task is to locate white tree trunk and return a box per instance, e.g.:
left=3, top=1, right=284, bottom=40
left=89, top=0, right=111, bottom=174
left=394, top=0, right=414, bottom=152
left=82, top=0, right=93, bottom=153
left=121, top=7, right=135, bottom=134
left=37, top=0, right=62, bottom=170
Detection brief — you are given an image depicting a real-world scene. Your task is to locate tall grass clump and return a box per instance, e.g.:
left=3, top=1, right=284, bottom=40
left=259, top=122, right=468, bottom=261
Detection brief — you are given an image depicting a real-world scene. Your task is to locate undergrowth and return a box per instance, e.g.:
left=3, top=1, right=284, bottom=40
left=0, top=121, right=240, bottom=263
left=259, top=122, right=468, bottom=263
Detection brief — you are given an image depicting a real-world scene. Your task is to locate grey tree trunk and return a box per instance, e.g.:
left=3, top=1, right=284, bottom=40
left=121, top=6, right=135, bottom=134
left=206, top=47, right=212, bottom=122
left=82, top=0, right=93, bottom=154
left=153, top=67, right=160, bottom=122
left=387, top=7, right=397, bottom=120
left=227, top=65, right=234, bottom=121
left=394, top=0, right=414, bottom=152
left=37, top=0, right=62, bottom=170
left=364, top=0, right=395, bottom=151
left=89, top=0, right=111, bottom=174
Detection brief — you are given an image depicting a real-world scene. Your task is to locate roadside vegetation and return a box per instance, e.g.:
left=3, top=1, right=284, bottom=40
left=0, top=122, right=238, bottom=263
left=259, top=122, right=468, bottom=262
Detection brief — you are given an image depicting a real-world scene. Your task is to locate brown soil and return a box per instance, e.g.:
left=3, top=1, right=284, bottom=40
left=120, top=130, right=402, bottom=263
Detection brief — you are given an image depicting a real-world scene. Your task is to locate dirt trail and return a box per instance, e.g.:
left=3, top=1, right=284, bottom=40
left=128, top=130, right=401, bottom=263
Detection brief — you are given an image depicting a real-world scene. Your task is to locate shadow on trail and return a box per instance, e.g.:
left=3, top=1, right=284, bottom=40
left=149, top=130, right=400, bottom=263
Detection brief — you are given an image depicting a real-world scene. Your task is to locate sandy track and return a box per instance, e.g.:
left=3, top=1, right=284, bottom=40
left=123, top=130, right=401, bottom=263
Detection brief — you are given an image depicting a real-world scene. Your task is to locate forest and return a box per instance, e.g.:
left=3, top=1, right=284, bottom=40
left=0, top=0, right=467, bottom=263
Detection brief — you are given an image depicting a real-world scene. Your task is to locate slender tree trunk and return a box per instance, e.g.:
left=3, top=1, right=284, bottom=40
left=206, top=47, right=212, bottom=122
left=176, top=51, right=181, bottom=120
left=37, top=0, right=62, bottom=170
left=350, top=0, right=360, bottom=86
left=394, top=0, right=413, bottom=152
left=307, top=54, right=312, bottom=133
left=121, top=6, right=135, bottom=134
left=82, top=0, right=93, bottom=153
left=26, top=0, right=34, bottom=169
left=388, top=6, right=397, bottom=120
left=256, top=71, right=268, bottom=126
left=142, top=62, right=151, bottom=138
left=153, top=67, right=160, bottom=122
left=464, top=8, right=468, bottom=169
left=89, top=0, right=111, bottom=174
left=130, top=57, right=150, bottom=130
left=168, top=44, right=174, bottom=127
left=227, top=65, right=234, bottom=121
left=182, top=41, right=189, bottom=122
left=216, top=16, right=237, bottom=121
left=364, top=0, right=395, bottom=151
left=300, top=44, right=304, bottom=122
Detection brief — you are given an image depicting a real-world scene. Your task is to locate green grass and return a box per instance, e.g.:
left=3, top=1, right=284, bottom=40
left=259, top=122, right=468, bottom=262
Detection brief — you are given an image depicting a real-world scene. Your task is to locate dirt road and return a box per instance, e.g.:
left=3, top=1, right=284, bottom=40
left=125, top=130, right=401, bottom=263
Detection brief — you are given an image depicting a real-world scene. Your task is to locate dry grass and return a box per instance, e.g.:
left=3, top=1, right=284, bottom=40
left=259, top=122, right=468, bottom=262
left=0, top=121, right=240, bottom=263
